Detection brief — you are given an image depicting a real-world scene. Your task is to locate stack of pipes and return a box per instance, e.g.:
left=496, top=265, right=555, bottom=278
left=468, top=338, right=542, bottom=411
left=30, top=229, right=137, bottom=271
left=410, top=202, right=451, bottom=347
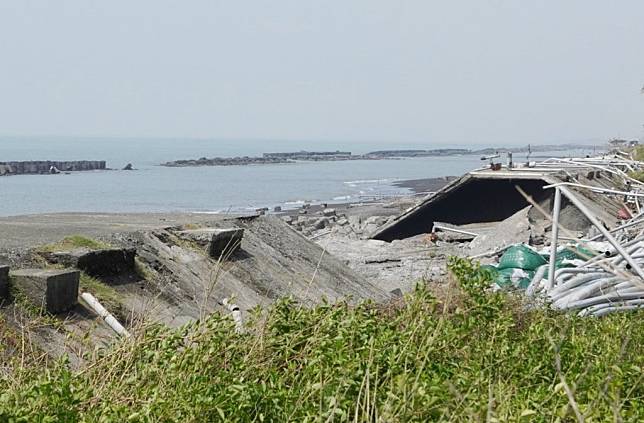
left=528, top=183, right=644, bottom=317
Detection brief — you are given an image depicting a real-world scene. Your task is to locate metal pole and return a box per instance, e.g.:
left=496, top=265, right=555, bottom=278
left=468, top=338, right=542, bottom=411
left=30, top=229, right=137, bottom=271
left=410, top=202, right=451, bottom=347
left=432, top=224, right=479, bottom=237
left=587, top=216, right=644, bottom=241
left=543, top=181, right=644, bottom=198
left=558, top=186, right=644, bottom=282
left=547, top=187, right=562, bottom=291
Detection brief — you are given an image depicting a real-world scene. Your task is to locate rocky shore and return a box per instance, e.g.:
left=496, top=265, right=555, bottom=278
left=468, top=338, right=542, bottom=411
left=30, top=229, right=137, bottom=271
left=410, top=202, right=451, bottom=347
left=0, top=160, right=106, bottom=176
left=162, top=156, right=291, bottom=167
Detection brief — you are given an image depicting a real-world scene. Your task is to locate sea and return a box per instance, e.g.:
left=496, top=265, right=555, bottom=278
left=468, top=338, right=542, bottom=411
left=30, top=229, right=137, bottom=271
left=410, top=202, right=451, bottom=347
left=0, top=137, right=601, bottom=217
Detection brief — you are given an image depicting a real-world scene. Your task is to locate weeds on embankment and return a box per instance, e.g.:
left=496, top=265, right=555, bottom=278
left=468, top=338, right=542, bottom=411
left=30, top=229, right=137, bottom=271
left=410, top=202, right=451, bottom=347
left=37, top=235, right=111, bottom=253
left=0, top=258, right=642, bottom=421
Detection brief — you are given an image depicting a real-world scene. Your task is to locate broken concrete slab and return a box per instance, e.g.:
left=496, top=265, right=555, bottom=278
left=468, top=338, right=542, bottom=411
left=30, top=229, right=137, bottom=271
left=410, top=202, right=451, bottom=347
left=0, top=265, right=9, bottom=299
left=469, top=207, right=532, bottom=256
left=40, top=248, right=136, bottom=279
left=176, top=228, right=245, bottom=259
left=323, top=208, right=336, bottom=217
left=11, top=269, right=79, bottom=313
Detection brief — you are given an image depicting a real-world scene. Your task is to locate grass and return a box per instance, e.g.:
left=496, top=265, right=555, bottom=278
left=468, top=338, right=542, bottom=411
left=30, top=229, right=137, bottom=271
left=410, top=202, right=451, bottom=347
left=38, top=235, right=112, bottom=252
left=7, top=281, right=64, bottom=330
left=632, top=145, right=644, bottom=162
left=78, top=272, right=125, bottom=320
left=0, top=258, right=642, bottom=421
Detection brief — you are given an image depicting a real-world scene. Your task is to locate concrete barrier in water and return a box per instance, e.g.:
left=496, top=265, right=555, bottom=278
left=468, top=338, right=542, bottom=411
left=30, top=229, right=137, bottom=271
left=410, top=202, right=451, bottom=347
left=0, top=161, right=106, bottom=176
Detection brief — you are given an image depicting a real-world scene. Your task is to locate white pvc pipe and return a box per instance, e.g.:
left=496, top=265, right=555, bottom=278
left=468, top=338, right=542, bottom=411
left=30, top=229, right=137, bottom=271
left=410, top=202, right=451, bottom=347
left=578, top=299, right=644, bottom=317
left=591, top=303, right=644, bottom=317
left=80, top=292, right=130, bottom=338
left=222, top=298, right=244, bottom=334
left=526, top=265, right=548, bottom=297
left=552, top=277, right=621, bottom=309
left=556, top=291, right=644, bottom=311
left=549, top=273, right=609, bottom=300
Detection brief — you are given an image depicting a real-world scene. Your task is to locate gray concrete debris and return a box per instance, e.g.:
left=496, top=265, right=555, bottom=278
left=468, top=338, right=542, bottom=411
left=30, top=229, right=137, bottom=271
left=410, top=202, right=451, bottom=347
left=323, top=208, right=336, bottom=217
left=313, top=218, right=328, bottom=230
left=469, top=207, right=532, bottom=256
left=0, top=265, right=9, bottom=299
left=281, top=215, right=293, bottom=224
left=11, top=269, right=80, bottom=313
left=177, top=228, right=245, bottom=259
left=320, top=234, right=461, bottom=293
left=131, top=216, right=388, bottom=319
left=40, top=248, right=137, bottom=280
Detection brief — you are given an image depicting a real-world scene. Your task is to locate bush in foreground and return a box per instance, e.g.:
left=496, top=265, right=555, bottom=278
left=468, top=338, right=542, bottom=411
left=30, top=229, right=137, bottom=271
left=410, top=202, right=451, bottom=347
left=0, top=258, right=642, bottom=421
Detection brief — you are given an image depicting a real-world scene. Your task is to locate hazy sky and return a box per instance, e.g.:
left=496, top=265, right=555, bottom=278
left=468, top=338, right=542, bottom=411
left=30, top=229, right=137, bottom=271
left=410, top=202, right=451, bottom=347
left=1, top=1, right=643, bottom=145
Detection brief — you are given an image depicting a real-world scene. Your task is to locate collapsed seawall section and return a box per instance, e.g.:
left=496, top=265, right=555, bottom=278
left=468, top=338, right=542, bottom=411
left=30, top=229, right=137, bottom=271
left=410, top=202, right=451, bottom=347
left=0, top=161, right=107, bottom=176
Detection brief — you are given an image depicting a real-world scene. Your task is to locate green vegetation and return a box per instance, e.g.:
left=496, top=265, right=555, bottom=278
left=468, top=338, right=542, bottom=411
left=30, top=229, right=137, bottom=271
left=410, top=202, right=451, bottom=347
left=0, top=258, right=642, bottom=421
left=134, top=257, right=156, bottom=281
left=632, top=145, right=644, bottom=162
left=7, top=281, right=63, bottom=329
left=38, top=235, right=111, bottom=252
left=79, top=272, right=125, bottom=320
left=627, top=146, right=644, bottom=181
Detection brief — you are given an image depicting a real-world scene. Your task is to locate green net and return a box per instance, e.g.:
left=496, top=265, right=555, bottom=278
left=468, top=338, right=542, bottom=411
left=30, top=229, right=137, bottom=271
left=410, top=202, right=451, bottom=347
left=493, top=267, right=535, bottom=289
left=498, top=245, right=547, bottom=271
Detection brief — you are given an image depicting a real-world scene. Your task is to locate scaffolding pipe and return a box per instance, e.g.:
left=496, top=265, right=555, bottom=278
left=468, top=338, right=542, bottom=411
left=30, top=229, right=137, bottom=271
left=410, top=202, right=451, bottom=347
left=432, top=224, right=479, bottom=237
left=587, top=217, right=644, bottom=242
left=546, top=188, right=562, bottom=291
left=468, top=245, right=513, bottom=260
left=80, top=292, right=130, bottom=338
left=558, top=186, right=644, bottom=283
left=543, top=182, right=644, bottom=198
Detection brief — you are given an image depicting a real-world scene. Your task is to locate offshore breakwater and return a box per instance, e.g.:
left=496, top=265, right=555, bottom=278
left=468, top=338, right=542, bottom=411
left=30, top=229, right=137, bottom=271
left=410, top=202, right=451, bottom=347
left=0, top=160, right=106, bottom=176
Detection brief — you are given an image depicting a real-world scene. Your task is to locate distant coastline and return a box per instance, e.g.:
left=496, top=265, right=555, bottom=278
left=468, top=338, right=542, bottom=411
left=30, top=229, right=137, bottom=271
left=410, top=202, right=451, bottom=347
left=161, top=144, right=602, bottom=168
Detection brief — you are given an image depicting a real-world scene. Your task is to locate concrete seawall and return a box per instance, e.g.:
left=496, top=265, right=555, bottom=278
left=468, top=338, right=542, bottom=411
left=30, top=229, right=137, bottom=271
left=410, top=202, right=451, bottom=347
left=0, top=161, right=106, bottom=176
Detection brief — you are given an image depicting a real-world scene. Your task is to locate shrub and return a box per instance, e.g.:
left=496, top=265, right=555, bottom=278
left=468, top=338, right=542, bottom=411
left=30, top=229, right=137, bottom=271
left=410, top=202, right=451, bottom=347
left=0, top=259, right=641, bottom=421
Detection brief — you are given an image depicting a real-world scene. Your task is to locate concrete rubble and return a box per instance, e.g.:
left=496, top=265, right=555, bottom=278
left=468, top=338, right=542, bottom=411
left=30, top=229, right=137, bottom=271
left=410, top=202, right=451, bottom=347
left=286, top=153, right=644, bottom=316
left=39, top=248, right=137, bottom=282
left=10, top=268, right=80, bottom=313
left=1, top=152, right=643, bottom=367
left=176, top=227, right=245, bottom=259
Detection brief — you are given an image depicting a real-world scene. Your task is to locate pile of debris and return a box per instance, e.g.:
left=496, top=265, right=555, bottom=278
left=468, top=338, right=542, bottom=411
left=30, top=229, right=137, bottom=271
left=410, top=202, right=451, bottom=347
left=283, top=210, right=394, bottom=239
left=366, top=154, right=644, bottom=316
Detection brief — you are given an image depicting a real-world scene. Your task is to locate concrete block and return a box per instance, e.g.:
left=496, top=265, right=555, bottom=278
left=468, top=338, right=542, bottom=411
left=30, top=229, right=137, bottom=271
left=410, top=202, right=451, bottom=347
left=177, top=228, right=245, bottom=259
left=323, top=208, right=336, bottom=217
left=0, top=265, right=9, bottom=299
left=41, top=248, right=136, bottom=278
left=11, top=269, right=79, bottom=313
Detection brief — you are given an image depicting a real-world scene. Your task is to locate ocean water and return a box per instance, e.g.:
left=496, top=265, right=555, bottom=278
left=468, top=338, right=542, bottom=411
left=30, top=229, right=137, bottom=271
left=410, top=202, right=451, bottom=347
left=0, top=137, right=599, bottom=217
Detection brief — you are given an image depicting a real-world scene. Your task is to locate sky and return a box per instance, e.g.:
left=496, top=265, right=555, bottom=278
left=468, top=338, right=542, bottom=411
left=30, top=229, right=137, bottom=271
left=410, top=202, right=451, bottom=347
left=0, top=0, right=643, bottom=145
